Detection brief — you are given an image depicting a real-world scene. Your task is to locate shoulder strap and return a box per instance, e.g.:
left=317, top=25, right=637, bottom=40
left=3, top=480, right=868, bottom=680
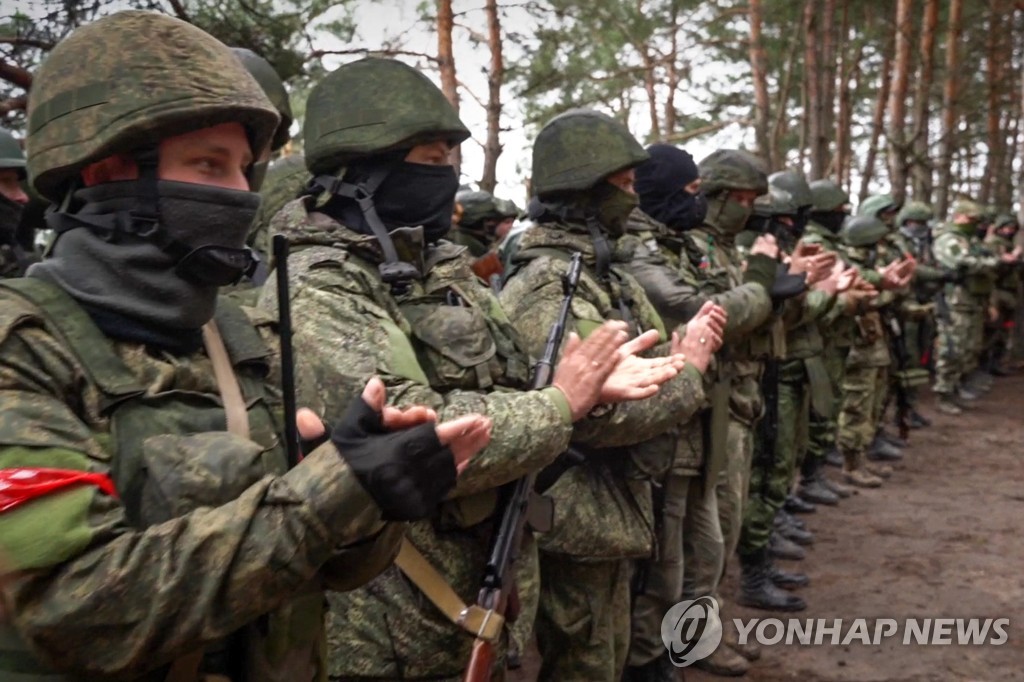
left=213, top=296, right=272, bottom=371
left=0, top=279, right=142, bottom=401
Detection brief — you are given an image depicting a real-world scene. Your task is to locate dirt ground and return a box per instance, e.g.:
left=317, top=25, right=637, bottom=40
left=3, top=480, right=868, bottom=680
left=515, top=375, right=1024, bottom=682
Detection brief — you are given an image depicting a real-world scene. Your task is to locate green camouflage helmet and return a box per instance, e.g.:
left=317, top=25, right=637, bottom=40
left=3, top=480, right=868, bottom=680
left=951, top=198, right=984, bottom=219
left=896, top=200, right=933, bottom=225
left=768, top=169, right=813, bottom=208
left=232, top=47, right=293, bottom=152
left=304, top=58, right=470, bottom=175
left=27, top=11, right=279, bottom=202
left=531, top=108, right=648, bottom=197
left=809, top=179, right=849, bottom=212
left=857, top=193, right=901, bottom=218
left=457, top=189, right=498, bottom=226
left=699, top=149, right=769, bottom=197
left=993, top=213, right=1018, bottom=230
left=494, top=197, right=520, bottom=219
left=841, top=214, right=888, bottom=247
left=752, top=186, right=798, bottom=217
left=0, top=128, right=26, bottom=177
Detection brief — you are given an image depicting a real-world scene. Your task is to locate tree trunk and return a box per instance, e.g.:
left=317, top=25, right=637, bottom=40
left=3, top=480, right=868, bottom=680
left=835, top=38, right=863, bottom=188
left=885, top=0, right=914, bottom=204
left=936, top=0, right=964, bottom=218
left=859, top=32, right=894, bottom=204
left=820, top=0, right=837, bottom=168
left=748, top=0, right=773, bottom=168
left=436, top=0, right=461, bottom=175
left=479, top=0, right=504, bottom=193
left=803, top=0, right=826, bottom=178
left=1018, top=40, right=1024, bottom=224
left=641, top=46, right=661, bottom=141
left=771, top=9, right=804, bottom=169
left=981, top=0, right=1013, bottom=206
left=910, top=0, right=939, bottom=203
left=663, top=7, right=680, bottom=138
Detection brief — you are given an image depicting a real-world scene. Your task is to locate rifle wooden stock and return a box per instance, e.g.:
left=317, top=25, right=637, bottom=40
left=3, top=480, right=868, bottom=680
left=464, top=637, right=496, bottom=682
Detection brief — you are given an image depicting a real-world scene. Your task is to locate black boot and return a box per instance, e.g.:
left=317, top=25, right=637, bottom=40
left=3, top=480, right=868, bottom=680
left=908, top=409, right=931, bottom=428
left=769, top=561, right=811, bottom=589
left=824, top=446, right=844, bottom=468
left=621, top=652, right=676, bottom=682
left=867, top=434, right=903, bottom=462
left=778, top=522, right=815, bottom=546
left=784, top=493, right=816, bottom=514
left=877, top=428, right=907, bottom=448
left=738, top=548, right=807, bottom=611
left=769, top=530, right=807, bottom=561
left=775, top=508, right=806, bottom=530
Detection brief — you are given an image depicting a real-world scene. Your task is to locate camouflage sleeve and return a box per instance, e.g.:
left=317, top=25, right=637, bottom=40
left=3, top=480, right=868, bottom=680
left=0, top=324, right=386, bottom=676
left=933, top=235, right=998, bottom=272
left=278, top=254, right=573, bottom=499
left=501, top=257, right=706, bottom=449
left=782, top=289, right=834, bottom=327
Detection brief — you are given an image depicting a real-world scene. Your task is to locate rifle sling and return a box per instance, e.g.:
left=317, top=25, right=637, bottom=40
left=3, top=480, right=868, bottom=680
left=394, top=538, right=505, bottom=643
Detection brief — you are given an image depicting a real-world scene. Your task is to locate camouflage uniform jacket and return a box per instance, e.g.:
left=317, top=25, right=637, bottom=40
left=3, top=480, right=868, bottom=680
left=0, top=279, right=395, bottom=681
left=448, top=225, right=490, bottom=258
left=263, top=197, right=575, bottom=679
left=500, top=221, right=706, bottom=557
left=984, top=234, right=1020, bottom=312
left=839, top=244, right=893, bottom=368
left=687, top=223, right=783, bottom=427
left=802, top=220, right=859, bottom=346
left=932, top=225, right=999, bottom=311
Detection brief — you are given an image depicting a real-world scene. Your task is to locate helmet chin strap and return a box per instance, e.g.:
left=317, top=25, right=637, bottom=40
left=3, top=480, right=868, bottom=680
left=307, top=168, right=420, bottom=293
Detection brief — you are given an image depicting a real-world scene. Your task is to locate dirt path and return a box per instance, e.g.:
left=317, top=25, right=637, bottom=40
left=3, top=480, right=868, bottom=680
left=512, top=375, right=1024, bottom=681
left=689, top=375, right=1024, bottom=682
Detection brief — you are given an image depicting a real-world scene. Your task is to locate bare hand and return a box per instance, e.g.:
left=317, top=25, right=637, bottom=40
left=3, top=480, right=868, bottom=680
left=552, top=321, right=631, bottom=421
left=750, top=234, right=779, bottom=260
left=671, top=301, right=726, bottom=373
left=598, top=329, right=685, bottom=403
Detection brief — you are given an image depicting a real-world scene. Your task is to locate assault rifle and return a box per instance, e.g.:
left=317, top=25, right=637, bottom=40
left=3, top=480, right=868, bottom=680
left=881, top=307, right=912, bottom=441
left=273, top=234, right=301, bottom=468
left=463, top=251, right=583, bottom=682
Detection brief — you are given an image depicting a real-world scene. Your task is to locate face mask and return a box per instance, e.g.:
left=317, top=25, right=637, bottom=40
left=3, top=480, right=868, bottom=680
left=0, top=194, right=24, bottom=243
left=370, top=162, right=459, bottom=242
left=50, top=179, right=261, bottom=286
left=592, top=182, right=639, bottom=237
left=710, top=195, right=753, bottom=235
left=645, top=188, right=708, bottom=232
left=900, top=221, right=930, bottom=241
left=811, top=210, right=846, bottom=234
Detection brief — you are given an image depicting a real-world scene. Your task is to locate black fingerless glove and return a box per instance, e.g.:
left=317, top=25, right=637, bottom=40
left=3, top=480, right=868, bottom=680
left=771, top=262, right=808, bottom=302
left=331, top=397, right=457, bottom=521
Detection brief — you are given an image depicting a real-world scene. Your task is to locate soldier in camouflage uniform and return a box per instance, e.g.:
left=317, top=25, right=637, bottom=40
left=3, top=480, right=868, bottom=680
left=0, top=12, right=490, bottom=681
left=620, top=143, right=781, bottom=679
left=836, top=216, right=912, bottom=487
left=932, top=200, right=1009, bottom=414
left=500, top=110, right=725, bottom=681
left=982, top=214, right=1023, bottom=374
left=0, top=127, right=32, bottom=277
left=451, top=189, right=519, bottom=282
left=263, top=65, right=686, bottom=681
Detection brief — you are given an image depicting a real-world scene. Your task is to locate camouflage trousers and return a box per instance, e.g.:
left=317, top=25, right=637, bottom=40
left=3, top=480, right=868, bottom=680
left=739, top=376, right=808, bottom=555
left=806, top=343, right=848, bottom=464
left=714, top=418, right=754, bottom=573
left=536, top=553, right=632, bottom=681
left=628, top=473, right=723, bottom=666
left=934, top=306, right=975, bottom=394
left=838, top=364, right=888, bottom=456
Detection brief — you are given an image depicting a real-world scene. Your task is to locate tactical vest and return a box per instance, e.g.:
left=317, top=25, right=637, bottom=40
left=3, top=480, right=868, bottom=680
left=0, top=279, right=325, bottom=682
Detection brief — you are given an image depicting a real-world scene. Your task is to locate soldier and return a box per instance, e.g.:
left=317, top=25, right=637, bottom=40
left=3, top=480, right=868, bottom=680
left=932, top=200, right=1011, bottom=414
left=0, top=127, right=32, bottom=278
left=500, top=109, right=725, bottom=681
left=836, top=215, right=913, bottom=486
left=983, top=214, right=1023, bottom=375
left=451, top=188, right=519, bottom=281
left=262, top=65, right=688, bottom=681
left=621, top=143, right=783, bottom=678
left=0, top=12, right=492, bottom=681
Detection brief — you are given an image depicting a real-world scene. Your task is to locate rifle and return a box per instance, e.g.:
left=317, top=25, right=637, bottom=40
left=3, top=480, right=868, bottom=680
left=881, top=307, right=912, bottom=441
left=272, top=234, right=301, bottom=468
left=755, top=357, right=779, bottom=499
left=463, top=251, right=583, bottom=682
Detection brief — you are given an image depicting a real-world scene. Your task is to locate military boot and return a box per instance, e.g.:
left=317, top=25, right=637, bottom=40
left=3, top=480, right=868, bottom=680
left=693, top=642, right=749, bottom=677
left=957, top=385, right=979, bottom=402
left=867, top=434, right=903, bottom=462
left=864, top=461, right=893, bottom=479
left=878, top=428, right=907, bottom=448
left=819, top=473, right=853, bottom=498
left=824, top=446, right=844, bottom=467
left=935, top=393, right=963, bottom=415
left=723, top=615, right=762, bottom=662
left=776, top=508, right=806, bottom=530
left=842, top=449, right=883, bottom=488
left=738, top=548, right=807, bottom=612
left=775, top=514, right=815, bottom=546
left=797, top=459, right=840, bottom=506
left=621, top=652, right=676, bottom=682
left=768, top=531, right=807, bottom=560
left=784, top=493, right=816, bottom=514
left=908, top=409, right=932, bottom=428
left=769, top=562, right=810, bottom=589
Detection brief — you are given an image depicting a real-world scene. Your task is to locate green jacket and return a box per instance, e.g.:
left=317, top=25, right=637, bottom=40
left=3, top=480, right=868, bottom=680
left=263, top=197, right=576, bottom=679
left=0, top=279, right=395, bottom=681
left=933, top=226, right=999, bottom=310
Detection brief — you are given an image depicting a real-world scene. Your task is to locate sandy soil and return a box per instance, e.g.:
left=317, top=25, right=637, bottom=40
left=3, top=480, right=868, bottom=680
left=513, top=375, right=1024, bottom=682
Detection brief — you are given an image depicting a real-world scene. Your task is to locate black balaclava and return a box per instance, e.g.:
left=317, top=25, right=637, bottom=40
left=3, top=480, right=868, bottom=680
left=810, top=210, right=847, bottom=234
left=635, top=143, right=707, bottom=231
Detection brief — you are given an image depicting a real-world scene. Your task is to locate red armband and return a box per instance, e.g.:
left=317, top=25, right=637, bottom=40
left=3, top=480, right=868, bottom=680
left=0, top=468, right=118, bottom=513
